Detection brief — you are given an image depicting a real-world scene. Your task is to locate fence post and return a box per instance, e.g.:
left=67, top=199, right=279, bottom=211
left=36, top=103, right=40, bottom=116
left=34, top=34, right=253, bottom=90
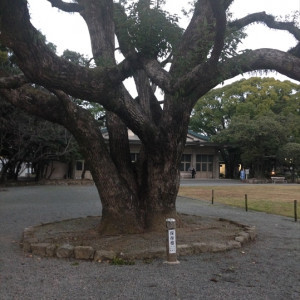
left=245, top=194, right=248, bottom=212
left=294, top=200, right=298, bottom=222
left=212, top=189, right=214, bottom=205
left=165, top=218, right=179, bottom=264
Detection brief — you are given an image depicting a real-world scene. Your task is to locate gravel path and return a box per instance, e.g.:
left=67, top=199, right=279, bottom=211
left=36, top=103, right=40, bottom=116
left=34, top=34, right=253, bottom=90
left=0, top=184, right=299, bottom=300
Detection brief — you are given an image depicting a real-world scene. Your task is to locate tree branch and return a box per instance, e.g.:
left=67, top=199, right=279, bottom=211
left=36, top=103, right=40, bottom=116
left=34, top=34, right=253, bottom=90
left=229, top=12, right=300, bottom=42
left=209, top=0, right=227, bottom=63
left=140, top=57, right=173, bottom=94
left=171, top=0, right=216, bottom=74
left=0, top=0, right=142, bottom=113
left=0, top=85, right=134, bottom=201
left=46, top=0, right=83, bottom=13
left=223, top=0, right=234, bottom=10
left=175, top=48, right=300, bottom=99
left=288, top=42, right=300, bottom=57
left=0, top=74, right=29, bottom=89
left=113, top=2, right=164, bottom=123
left=218, top=48, right=300, bottom=82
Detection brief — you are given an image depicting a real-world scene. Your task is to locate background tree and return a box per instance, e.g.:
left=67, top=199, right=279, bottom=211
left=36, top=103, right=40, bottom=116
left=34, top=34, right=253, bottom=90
left=277, top=143, right=300, bottom=182
left=213, top=114, right=288, bottom=177
left=0, top=0, right=299, bottom=234
left=190, top=77, right=300, bottom=135
left=0, top=98, right=80, bottom=183
left=190, top=77, right=300, bottom=178
left=0, top=46, right=80, bottom=182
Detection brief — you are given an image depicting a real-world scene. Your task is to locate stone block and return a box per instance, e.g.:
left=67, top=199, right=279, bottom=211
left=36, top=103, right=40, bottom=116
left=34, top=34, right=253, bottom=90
left=147, top=247, right=165, bottom=258
left=128, top=247, right=166, bottom=260
left=208, top=242, right=228, bottom=252
left=246, top=227, right=257, bottom=240
left=31, top=243, right=51, bottom=256
left=94, top=250, right=116, bottom=261
left=22, top=241, right=32, bottom=252
left=56, top=244, right=74, bottom=258
left=235, top=236, right=246, bottom=244
left=226, top=240, right=241, bottom=249
left=23, top=227, right=34, bottom=239
left=177, top=244, right=193, bottom=256
left=46, top=244, right=57, bottom=257
left=238, top=231, right=250, bottom=242
left=74, top=246, right=95, bottom=260
left=22, top=238, right=39, bottom=252
left=192, top=242, right=210, bottom=253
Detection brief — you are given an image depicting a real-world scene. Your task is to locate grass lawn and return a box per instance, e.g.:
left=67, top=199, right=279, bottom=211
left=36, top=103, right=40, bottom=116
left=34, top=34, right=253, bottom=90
left=178, top=185, right=300, bottom=218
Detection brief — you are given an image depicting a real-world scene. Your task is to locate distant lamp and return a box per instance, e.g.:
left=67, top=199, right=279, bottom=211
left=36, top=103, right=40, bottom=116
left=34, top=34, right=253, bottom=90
left=271, top=168, right=275, bottom=175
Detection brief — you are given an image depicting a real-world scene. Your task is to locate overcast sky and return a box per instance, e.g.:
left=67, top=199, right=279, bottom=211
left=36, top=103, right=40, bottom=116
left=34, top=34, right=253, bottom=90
left=28, top=0, right=300, bottom=84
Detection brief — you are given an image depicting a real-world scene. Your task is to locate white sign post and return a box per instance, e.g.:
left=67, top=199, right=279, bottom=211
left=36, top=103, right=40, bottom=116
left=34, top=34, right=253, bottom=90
left=165, top=218, right=179, bottom=264
left=168, top=229, right=176, bottom=254
left=245, top=169, right=249, bottom=180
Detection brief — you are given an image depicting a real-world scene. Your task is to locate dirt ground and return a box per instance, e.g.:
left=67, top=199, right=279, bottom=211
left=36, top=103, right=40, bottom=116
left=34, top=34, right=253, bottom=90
left=30, top=214, right=246, bottom=257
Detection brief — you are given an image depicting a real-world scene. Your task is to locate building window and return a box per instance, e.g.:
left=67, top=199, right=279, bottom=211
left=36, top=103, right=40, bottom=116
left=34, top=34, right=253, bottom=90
left=196, top=155, right=213, bottom=172
left=180, top=154, right=191, bottom=171
left=208, top=155, right=213, bottom=171
left=76, top=161, right=83, bottom=171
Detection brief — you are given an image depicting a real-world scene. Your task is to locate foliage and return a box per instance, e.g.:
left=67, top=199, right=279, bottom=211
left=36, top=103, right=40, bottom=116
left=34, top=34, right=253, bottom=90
left=0, top=44, right=82, bottom=182
left=0, top=46, right=20, bottom=74
left=190, top=77, right=300, bottom=136
left=220, top=12, right=247, bottom=62
left=118, top=0, right=183, bottom=58
left=213, top=114, right=287, bottom=176
left=277, top=142, right=300, bottom=175
left=110, top=256, right=135, bottom=265
left=190, top=77, right=300, bottom=177
left=0, top=99, right=80, bottom=182
left=62, top=49, right=90, bottom=67
left=0, top=44, right=104, bottom=182
left=61, top=50, right=106, bottom=123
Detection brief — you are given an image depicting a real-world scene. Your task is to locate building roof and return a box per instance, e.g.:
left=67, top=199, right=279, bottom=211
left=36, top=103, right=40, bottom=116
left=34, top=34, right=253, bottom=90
left=101, top=128, right=215, bottom=146
left=187, top=130, right=210, bottom=142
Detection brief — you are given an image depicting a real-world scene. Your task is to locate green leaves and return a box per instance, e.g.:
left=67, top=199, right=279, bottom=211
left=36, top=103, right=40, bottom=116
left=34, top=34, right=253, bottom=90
left=118, top=0, right=183, bottom=58
left=191, top=77, right=300, bottom=177
left=62, top=49, right=90, bottom=67
left=191, top=77, right=300, bottom=136
left=277, top=142, right=300, bottom=168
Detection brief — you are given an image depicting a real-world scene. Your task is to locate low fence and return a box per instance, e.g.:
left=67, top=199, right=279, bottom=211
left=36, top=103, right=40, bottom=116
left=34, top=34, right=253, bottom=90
left=210, top=189, right=298, bottom=222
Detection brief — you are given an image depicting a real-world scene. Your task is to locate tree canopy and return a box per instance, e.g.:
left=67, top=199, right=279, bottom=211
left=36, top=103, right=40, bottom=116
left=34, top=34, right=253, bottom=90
left=0, top=0, right=299, bottom=234
left=190, top=77, right=300, bottom=136
left=190, top=77, right=300, bottom=178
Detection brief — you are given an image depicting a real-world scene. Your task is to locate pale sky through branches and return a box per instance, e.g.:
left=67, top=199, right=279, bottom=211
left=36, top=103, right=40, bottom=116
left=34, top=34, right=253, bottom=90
left=28, top=0, right=300, bottom=85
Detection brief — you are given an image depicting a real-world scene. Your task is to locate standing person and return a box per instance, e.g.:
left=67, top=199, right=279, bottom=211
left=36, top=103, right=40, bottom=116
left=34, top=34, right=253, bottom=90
left=240, top=169, right=245, bottom=181
left=191, top=168, right=196, bottom=178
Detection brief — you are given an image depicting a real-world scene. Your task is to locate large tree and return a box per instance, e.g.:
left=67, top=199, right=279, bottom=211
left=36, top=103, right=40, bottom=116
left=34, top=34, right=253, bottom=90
left=190, top=77, right=300, bottom=136
left=0, top=0, right=299, bottom=234
left=190, top=77, right=300, bottom=177
left=213, top=114, right=288, bottom=177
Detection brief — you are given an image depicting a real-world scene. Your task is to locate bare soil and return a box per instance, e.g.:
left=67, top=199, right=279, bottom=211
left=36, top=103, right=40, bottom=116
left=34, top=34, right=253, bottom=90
left=32, top=214, right=245, bottom=255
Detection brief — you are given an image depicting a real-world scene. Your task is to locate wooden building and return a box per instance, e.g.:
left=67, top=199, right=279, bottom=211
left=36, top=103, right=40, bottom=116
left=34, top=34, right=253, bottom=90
left=74, top=129, right=220, bottom=180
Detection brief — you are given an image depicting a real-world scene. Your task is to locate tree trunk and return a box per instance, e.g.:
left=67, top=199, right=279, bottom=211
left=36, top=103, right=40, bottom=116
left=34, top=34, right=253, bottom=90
left=141, top=152, right=181, bottom=231
left=96, top=145, right=182, bottom=233
left=0, top=163, right=9, bottom=183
